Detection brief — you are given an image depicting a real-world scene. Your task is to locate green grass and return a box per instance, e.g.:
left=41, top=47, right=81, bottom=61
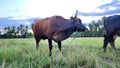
left=0, top=37, right=120, bottom=68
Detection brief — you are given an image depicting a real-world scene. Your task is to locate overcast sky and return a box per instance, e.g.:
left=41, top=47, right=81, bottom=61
left=0, top=0, right=120, bottom=23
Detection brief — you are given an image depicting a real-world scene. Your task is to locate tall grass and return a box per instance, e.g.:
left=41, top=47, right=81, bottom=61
left=0, top=37, right=120, bottom=68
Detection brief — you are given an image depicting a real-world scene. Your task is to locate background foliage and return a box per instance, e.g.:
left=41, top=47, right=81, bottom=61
left=0, top=24, right=33, bottom=38
left=0, top=17, right=106, bottom=38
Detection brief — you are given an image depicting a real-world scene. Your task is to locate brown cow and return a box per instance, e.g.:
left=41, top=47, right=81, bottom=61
left=32, top=14, right=87, bottom=56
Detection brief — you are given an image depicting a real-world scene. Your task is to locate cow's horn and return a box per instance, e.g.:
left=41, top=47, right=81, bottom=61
left=75, top=10, right=78, bottom=18
left=71, top=14, right=74, bottom=17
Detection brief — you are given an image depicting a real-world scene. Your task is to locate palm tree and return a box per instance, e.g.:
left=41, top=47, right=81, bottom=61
left=25, top=26, right=28, bottom=38
left=20, top=24, right=24, bottom=30
left=0, top=31, right=1, bottom=35
left=19, top=24, right=24, bottom=36
left=17, top=27, right=20, bottom=36
left=4, top=27, right=7, bottom=34
left=6, top=26, right=11, bottom=38
left=25, top=26, right=28, bottom=31
left=11, top=26, right=16, bottom=37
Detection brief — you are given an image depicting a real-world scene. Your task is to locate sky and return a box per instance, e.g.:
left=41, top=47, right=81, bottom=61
left=0, top=0, right=120, bottom=24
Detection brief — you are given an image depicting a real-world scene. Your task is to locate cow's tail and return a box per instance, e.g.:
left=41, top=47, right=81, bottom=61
left=103, top=17, right=107, bottom=26
left=32, top=23, right=34, bottom=29
left=103, top=17, right=107, bottom=36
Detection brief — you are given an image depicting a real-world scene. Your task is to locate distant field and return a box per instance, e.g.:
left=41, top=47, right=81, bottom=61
left=0, top=37, right=120, bottom=68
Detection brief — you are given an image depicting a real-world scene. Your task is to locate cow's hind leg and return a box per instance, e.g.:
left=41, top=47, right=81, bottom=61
left=110, top=35, right=116, bottom=50
left=48, top=39, right=52, bottom=56
left=110, top=41, right=116, bottom=50
left=103, top=39, right=108, bottom=52
left=103, top=34, right=109, bottom=52
left=34, top=35, right=41, bottom=51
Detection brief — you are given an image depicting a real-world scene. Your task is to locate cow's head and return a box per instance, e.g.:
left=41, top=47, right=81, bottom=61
left=71, top=10, right=87, bottom=32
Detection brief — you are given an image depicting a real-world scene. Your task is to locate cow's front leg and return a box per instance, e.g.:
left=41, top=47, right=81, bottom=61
left=34, top=35, right=41, bottom=51
left=48, top=39, right=52, bottom=56
left=57, top=41, right=63, bottom=55
left=57, top=41, right=61, bottom=51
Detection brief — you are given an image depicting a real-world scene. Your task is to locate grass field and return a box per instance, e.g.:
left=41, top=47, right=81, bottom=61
left=0, top=37, right=120, bottom=68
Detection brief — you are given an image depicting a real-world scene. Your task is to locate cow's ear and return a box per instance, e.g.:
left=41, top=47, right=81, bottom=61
left=71, top=17, right=76, bottom=22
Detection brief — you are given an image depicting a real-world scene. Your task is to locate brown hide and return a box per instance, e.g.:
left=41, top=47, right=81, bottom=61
left=32, top=15, right=86, bottom=56
left=32, top=16, right=76, bottom=41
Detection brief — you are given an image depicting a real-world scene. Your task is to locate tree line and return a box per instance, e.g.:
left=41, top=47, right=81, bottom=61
left=0, top=17, right=106, bottom=38
left=71, top=17, right=105, bottom=37
left=0, top=24, right=33, bottom=38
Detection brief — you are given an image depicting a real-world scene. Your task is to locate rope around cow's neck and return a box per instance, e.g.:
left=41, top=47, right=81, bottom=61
left=67, top=36, right=76, bottom=46
left=63, top=32, right=77, bottom=51
left=65, top=32, right=78, bottom=48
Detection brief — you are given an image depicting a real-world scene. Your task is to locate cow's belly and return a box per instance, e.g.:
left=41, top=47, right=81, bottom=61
left=36, top=34, right=48, bottom=40
left=105, top=24, right=120, bottom=33
left=52, top=30, right=74, bottom=42
left=53, top=34, right=70, bottom=42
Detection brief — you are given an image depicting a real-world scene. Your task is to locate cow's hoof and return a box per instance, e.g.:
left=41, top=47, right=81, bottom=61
left=103, top=49, right=106, bottom=53
left=49, top=53, right=52, bottom=56
left=62, top=51, right=64, bottom=55
left=111, top=48, right=116, bottom=52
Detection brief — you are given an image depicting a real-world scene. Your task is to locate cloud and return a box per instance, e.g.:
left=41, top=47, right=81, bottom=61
left=98, top=0, right=119, bottom=9
left=0, top=17, right=39, bottom=29
left=78, top=0, right=120, bottom=16
left=78, top=8, right=120, bottom=16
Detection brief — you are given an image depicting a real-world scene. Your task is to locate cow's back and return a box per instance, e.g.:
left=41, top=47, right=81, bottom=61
left=32, top=16, right=74, bottom=40
left=32, top=18, right=50, bottom=37
left=104, top=15, right=120, bottom=32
